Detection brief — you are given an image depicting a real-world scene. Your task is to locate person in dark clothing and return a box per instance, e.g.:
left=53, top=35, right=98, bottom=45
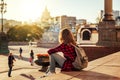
left=8, top=53, right=16, bottom=77
left=19, top=47, right=23, bottom=59
left=30, top=50, right=34, bottom=66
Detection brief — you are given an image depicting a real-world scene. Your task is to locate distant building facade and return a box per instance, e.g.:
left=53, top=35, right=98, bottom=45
left=0, top=19, right=22, bottom=33
left=53, top=15, right=76, bottom=29
left=100, top=10, right=120, bottom=20
left=7, top=20, right=22, bottom=26
left=116, top=16, right=120, bottom=26
left=39, top=7, right=99, bottom=46
left=76, top=19, right=87, bottom=25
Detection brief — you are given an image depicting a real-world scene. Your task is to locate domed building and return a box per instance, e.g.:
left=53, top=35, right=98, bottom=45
left=41, top=6, right=51, bottom=23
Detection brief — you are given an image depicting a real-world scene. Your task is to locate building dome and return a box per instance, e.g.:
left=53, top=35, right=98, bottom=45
left=41, top=6, right=51, bottom=22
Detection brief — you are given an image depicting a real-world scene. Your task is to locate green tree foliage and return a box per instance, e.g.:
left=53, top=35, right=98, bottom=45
left=7, top=24, right=43, bottom=41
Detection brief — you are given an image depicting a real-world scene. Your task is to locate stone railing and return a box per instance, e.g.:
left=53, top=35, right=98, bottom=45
left=37, top=42, right=58, bottom=48
left=8, top=42, right=28, bottom=45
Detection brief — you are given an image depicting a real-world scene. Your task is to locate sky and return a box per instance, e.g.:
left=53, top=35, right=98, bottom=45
left=3, top=0, right=120, bottom=23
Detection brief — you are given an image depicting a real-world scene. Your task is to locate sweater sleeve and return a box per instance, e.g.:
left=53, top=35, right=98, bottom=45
left=47, top=44, right=63, bottom=54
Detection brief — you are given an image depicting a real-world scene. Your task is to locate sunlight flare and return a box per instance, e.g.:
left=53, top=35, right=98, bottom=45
left=19, top=0, right=46, bottom=22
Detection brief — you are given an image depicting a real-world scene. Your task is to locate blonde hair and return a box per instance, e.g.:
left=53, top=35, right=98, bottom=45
left=59, top=28, right=76, bottom=45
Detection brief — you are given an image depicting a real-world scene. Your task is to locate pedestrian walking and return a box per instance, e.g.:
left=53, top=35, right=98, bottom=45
left=19, top=47, right=23, bottom=59
left=30, top=50, right=34, bottom=66
left=8, top=53, right=16, bottom=77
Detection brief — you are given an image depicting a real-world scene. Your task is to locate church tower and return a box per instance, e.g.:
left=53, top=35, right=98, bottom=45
left=41, top=6, right=51, bottom=23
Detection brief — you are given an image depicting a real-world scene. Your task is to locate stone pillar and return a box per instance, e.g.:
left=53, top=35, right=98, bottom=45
left=96, top=0, right=120, bottom=47
left=103, top=0, right=114, bottom=21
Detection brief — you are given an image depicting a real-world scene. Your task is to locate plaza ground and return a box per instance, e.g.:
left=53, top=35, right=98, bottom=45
left=0, top=45, right=120, bottom=80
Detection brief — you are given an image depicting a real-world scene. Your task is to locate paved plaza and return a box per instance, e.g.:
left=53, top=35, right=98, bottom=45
left=0, top=45, right=49, bottom=80
left=0, top=45, right=120, bottom=80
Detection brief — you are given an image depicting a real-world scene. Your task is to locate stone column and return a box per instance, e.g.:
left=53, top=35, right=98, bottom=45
left=103, top=0, right=114, bottom=21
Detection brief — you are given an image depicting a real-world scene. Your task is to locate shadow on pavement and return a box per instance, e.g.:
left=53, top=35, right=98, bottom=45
left=62, top=70, right=120, bottom=80
left=14, top=55, right=29, bottom=62
left=21, top=74, right=35, bottom=80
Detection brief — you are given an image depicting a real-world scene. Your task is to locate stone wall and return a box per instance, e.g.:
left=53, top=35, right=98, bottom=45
left=81, top=46, right=120, bottom=61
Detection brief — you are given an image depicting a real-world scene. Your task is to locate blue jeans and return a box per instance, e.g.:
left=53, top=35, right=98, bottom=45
left=47, top=52, right=66, bottom=73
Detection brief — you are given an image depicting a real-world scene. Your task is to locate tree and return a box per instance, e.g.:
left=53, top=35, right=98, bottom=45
left=7, top=24, right=44, bottom=41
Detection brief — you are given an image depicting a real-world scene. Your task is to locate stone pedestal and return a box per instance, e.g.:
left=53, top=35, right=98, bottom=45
left=0, top=32, right=9, bottom=54
left=97, top=21, right=120, bottom=46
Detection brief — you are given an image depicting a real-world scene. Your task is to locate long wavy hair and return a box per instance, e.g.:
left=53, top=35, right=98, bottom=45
left=59, top=28, right=76, bottom=45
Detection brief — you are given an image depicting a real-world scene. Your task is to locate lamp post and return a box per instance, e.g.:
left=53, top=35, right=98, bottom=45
left=0, top=0, right=9, bottom=54
left=0, top=0, right=7, bottom=32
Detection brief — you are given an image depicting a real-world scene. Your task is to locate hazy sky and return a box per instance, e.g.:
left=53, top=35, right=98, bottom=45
left=3, top=0, right=120, bottom=23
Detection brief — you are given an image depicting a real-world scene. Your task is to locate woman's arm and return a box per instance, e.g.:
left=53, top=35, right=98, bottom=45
left=48, top=43, right=63, bottom=54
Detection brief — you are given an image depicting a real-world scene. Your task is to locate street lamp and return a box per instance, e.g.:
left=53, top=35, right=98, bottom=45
left=0, top=0, right=7, bottom=32
left=0, top=0, right=9, bottom=54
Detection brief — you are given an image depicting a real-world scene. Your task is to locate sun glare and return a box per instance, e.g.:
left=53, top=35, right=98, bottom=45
left=19, top=0, right=46, bottom=22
